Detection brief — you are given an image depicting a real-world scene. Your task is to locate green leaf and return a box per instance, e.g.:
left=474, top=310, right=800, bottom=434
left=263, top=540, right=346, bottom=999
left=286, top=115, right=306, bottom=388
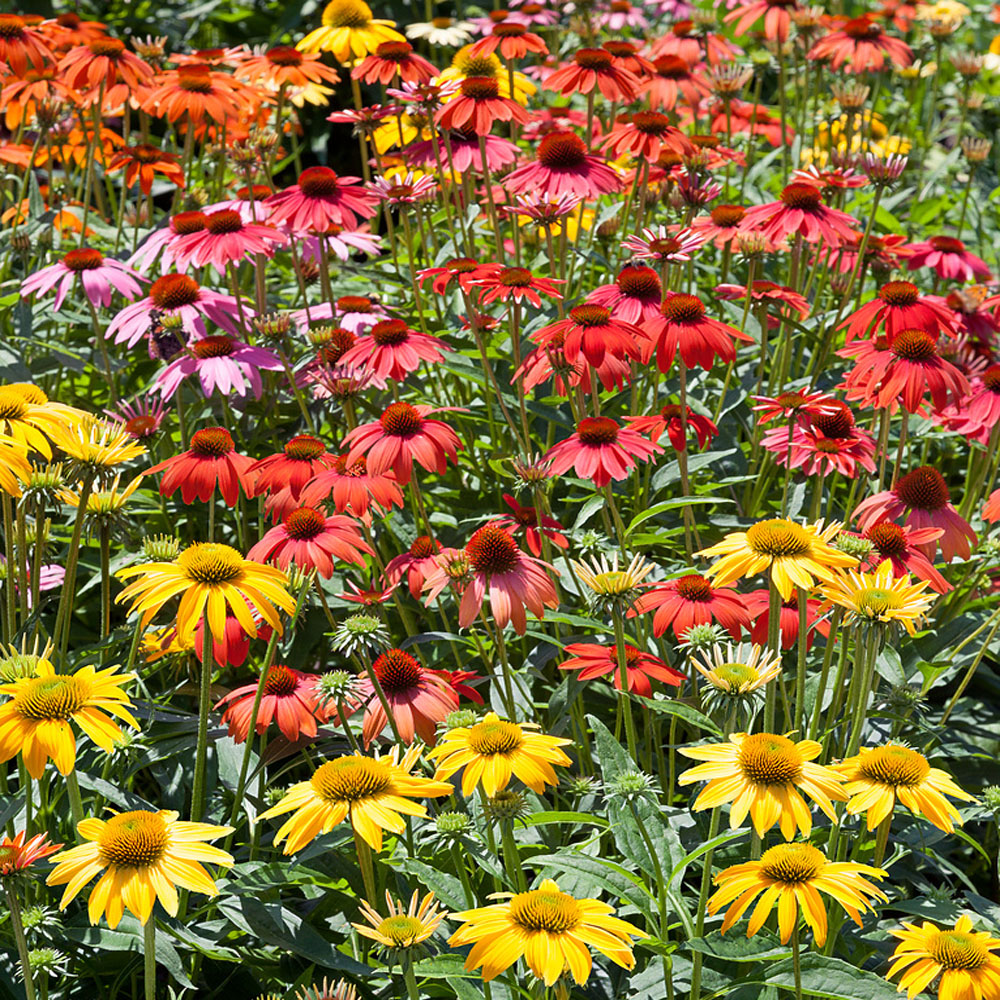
left=686, top=929, right=789, bottom=962
left=765, top=953, right=901, bottom=1000
left=626, top=496, right=733, bottom=536
left=395, top=857, right=468, bottom=910
left=635, top=696, right=723, bottom=736
left=413, top=953, right=482, bottom=979
left=523, top=811, right=608, bottom=829
left=63, top=923, right=194, bottom=988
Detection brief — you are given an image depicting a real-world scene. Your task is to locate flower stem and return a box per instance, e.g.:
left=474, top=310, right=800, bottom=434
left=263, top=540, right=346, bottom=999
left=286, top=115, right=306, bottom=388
left=66, top=769, right=85, bottom=829
left=403, top=957, right=421, bottom=1000
left=612, top=609, right=639, bottom=762
left=144, top=918, right=156, bottom=1000
left=191, top=616, right=214, bottom=822
left=5, top=883, right=36, bottom=1000
left=791, top=922, right=802, bottom=1000
left=688, top=806, right=721, bottom=1000
left=354, top=828, right=377, bottom=902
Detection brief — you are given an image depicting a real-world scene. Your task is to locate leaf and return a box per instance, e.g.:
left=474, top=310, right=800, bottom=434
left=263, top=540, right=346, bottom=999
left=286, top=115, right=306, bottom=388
left=413, top=953, right=482, bottom=979
left=395, top=857, right=468, bottom=910
left=627, top=496, right=733, bottom=536
left=523, top=811, right=608, bottom=829
left=765, top=953, right=901, bottom=1000
left=635, top=696, right=723, bottom=736
left=685, top=929, right=789, bottom=962
left=63, top=923, right=194, bottom=988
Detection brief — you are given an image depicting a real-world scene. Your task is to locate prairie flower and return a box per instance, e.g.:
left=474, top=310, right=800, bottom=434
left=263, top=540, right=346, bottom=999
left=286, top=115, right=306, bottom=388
left=887, top=916, right=1000, bottom=1000
left=699, top=518, right=857, bottom=601
left=116, top=541, right=295, bottom=641
left=679, top=732, right=847, bottom=838
left=601, top=110, right=693, bottom=163
left=170, top=209, right=286, bottom=273
left=50, top=418, right=147, bottom=471
left=248, top=506, right=374, bottom=576
left=857, top=521, right=952, bottom=594
left=236, top=46, right=342, bottom=99
left=46, top=810, right=233, bottom=927
left=105, top=144, right=185, bottom=195
left=216, top=665, right=331, bottom=743
left=257, top=745, right=453, bottom=852
left=0, top=385, right=83, bottom=460
left=147, top=427, right=256, bottom=506
left=559, top=642, right=684, bottom=696
left=906, top=235, right=992, bottom=283
left=265, top=166, right=379, bottom=235
left=469, top=21, right=548, bottom=60
left=435, top=76, right=532, bottom=133
left=694, top=642, right=782, bottom=695
left=0, top=14, right=54, bottom=76
left=532, top=305, right=643, bottom=369
left=819, top=562, right=935, bottom=635
left=724, top=0, right=801, bottom=42
left=337, top=319, right=450, bottom=382
left=742, top=589, right=830, bottom=650
left=106, top=394, right=167, bottom=441
left=448, top=877, right=646, bottom=985
left=642, top=55, right=711, bottom=112
left=740, top=182, right=859, bottom=247
left=644, top=292, right=752, bottom=372
left=496, top=494, right=568, bottom=558
left=58, top=37, right=154, bottom=104
left=544, top=47, right=640, bottom=102
left=20, top=248, right=144, bottom=312
left=436, top=43, right=536, bottom=102
left=752, top=389, right=839, bottom=425
left=351, top=40, right=437, bottom=85
left=761, top=401, right=877, bottom=479
left=572, top=553, right=655, bottom=616
left=625, top=404, right=720, bottom=453
left=841, top=280, right=957, bottom=344
left=630, top=574, right=749, bottom=640
left=353, top=890, right=447, bottom=951
left=708, top=843, right=887, bottom=945
left=297, top=0, right=405, bottom=64
left=835, top=743, right=976, bottom=832
left=154, top=335, right=284, bottom=401
left=383, top=536, right=442, bottom=597
left=0, top=831, right=61, bottom=875
left=299, top=454, right=404, bottom=516
left=586, top=264, right=663, bottom=325
left=406, top=18, right=475, bottom=47
left=807, top=16, right=913, bottom=73
left=620, top=226, right=707, bottom=266
left=143, top=64, right=250, bottom=125
left=503, top=132, right=622, bottom=201
left=471, top=265, right=564, bottom=307
left=248, top=435, right=338, bottom=516
left=429, top=711, right=571, bottom=798
left=0, top=662, right=138, bottom=779
left=544, top=417, right=661, bottom=489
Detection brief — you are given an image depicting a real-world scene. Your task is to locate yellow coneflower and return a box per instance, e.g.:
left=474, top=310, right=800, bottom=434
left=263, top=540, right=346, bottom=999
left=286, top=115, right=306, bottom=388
left=0, top=661, right=138, bottom=778
left=448, top=877, right=647, bottom=985
left=296, top=0, right=404, bottom=64
left=116, top=541, right=295, bottom=642
left=46, top=809, right=233, bottom=928
left=59, top=472, right=145, bottom=520
left=835, top=743, right=976, bottom=832
left=698, top=518, right=857, bottom=601
left=819, top=562, right=935, bottom=636
left=437, top=44, right=536, bottom=102
left=257, top=745, right=453, bottom=853
left=294, top=978, right=358, bottom=1000
left=428, top=711, right=572, bottom=798
left=49, top=417, right=146, bottom=470
left=693, top=642, right=782, bottom=695
left=0, top=383, right=84, bottom=459
left=0, top=436, right=30, bottom=497
left=352, top=890, right=447, bottom=950
left=678, top=732, right=847, bottom=839
left=887, top=916, right=1000, bottom=1000
left=709, top=843, right=887, bottom=945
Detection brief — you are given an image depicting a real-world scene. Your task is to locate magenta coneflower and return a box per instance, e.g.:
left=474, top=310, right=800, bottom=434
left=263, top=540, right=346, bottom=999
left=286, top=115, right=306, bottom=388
left=840, top=280, right=958, bottom=343
left=265, top=166, right=379, bottom=234
left=559, top=642, right=684, bottom=696
left=469, top=21, right=548, bottom=60
left=906, top=236, right=992, bottom=284
left=409, top=129, right=519, bottom=174
left=423, top=522, right=559, bottom=633
left=105, top=394, right=167, bottom=440
left=853, top=466, right=977, bottom=562
left=586, top=264, right=663, bottom=325
left=740, top=182, right=859, bottom=247
left=620, top=225, right=707, bottom=264
left=645, top=292, right=753, bottom=372
left=531, top=304, right=644, bottom=368
left=300, top=454, right=405, bottom=516
left=337, top=319, right=451, bottom=382
left=248, top=506, right=373, bottom=577
left=544, top=47, right=640, bottom=101
left=128, top=210, right=208, bottom=274
left=761, top=402, right=877, bottom=478
left=502, top=131, right=621, bottom=201
left=545, top=417, right=661, bottom=488
left=170, top=208, right=286, bottom=274
left=154, top=335, right=284, bottom=401
left=352, top=40, right=437, bottom=85
left=383, top=535, right=442, bottom=597
left=21, top=247, right=144, bottom=311
left=602, top=110, right=693, bottom=162
left=629, top=574, right=750, bottom=640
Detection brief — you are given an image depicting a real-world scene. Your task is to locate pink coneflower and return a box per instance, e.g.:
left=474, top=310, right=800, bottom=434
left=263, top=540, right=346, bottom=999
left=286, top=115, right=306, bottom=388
left=620, top=225, right=707, bottom=264
left=105, top=394, right=167, bottom=440
left=596, top=1, right=649, bottom=32
left=343, top=403, right=463, bottom=484
left=793, top=164, right=868, bottom=193
left=840, top=280, right=958, bottom=344
left=337, top=319, right=451, bottom=382
left=951, top=366, right=1000, bottom=430
left=502, top=131, right=621, bottom=201
left=436, top=77, right=532, bottom=134
left=740, top=182, right=859, bottom=247
left=544, top=417, right=661, bottom=488
left=383, top=535, right=442, bottom=597
left=855, top=522, right=952, bottom=594
left=264, top=166, right=378, bottom=234
left=300, top=454, right=405, bottom=516
left=531, top=304, right=644, bottom=369
left=298, top=227, right=383, bottom=265
left=586, top=264, right=663, bottom=325
left=629, top=574, right=750, bottom=640
left=823, top=232, right=912, bottom=276
left=469, top=21, right=548, bottom=59
left=544, top=47, right=640, bottom=101
left=762, top=400, right=877, bottom=478
left=752, top=389, right=839, bottom=425
left=853, top=466, right=977, bottom=562
left=497, top=493, right=568, bottom=557
left=418, top=257, right=494, bottom=296
left=602, top=110, right=693, bottom=162
left=371, top=171, right=438, bottom=206
left=807, top=16, right=912, bottom=73
left=154, top=335, right=284, bottom=401
left=21, top=247, right=144, bottom=311
left=743, top=590, right=828, bottom=650
left=352, top=40, right=437, bottom=85
left=248, top=506, right=373, bottom=577
left=216, top=665, right=330, bottom=743
left=688, top=204, right=750, bottom=249
left=356, top=648, right=458, bottom=746
left=170, top=208, right=286, bottom=274
left=503, top=192, right=582, bottom=227
left=332, top=294, right=390, bottom=334
left=724, top=0, right=801, bottom=42
left=906, top=236, right=993, bottom=284
left=625, top=403, right=719, bottom=453
left=471, top=265, right=563, bottom=307
left=249, top=435, right=339, bottom=520
left=643, top=55, right=711, bottom=111
left=422, top=522, right=558, bottom=633
left=716, top=281, right=810, bottom=330
left=106, top=274, right=244, bottom=348
left=128, top=210, right=208, bottom=274
left=645, top=292, right=753, bottom=372
left=559, top=642, right=684, bottom=696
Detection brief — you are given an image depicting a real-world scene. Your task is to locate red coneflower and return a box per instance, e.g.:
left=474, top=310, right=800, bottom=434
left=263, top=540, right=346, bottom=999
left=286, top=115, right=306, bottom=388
left=105, top=144, right=185, bottom=196
left=423, top=522, right=559, bottom=633
left=265, top=166, right=379, bottom=234
left=337, top=319, right=451, bottom=382
left=601, top=109, right=694, bottom=162
left=645, top=292, right=753, bottom=372
left=497, top=493, right=568, bottom=558
left=531, top=304, right=643, bottom=369
left=544, top=47, right=640, bottom=101
left=643, top=55, right=711, bottom=112
left=0, top=14, right=54, bottom=76
left=352, top=39, right=437, bottom=84
left=957, top=365, right=1000, bottom=430
left=716, top=281, right=810, bottom=330
left=823, top=232, right=913, bottom=275
left=299, top=453, right=405, bottom=516
left=559, top=642, right=684, bottom=696
left=629, top=574, right=750, bottom=640
left=689, top=204, right=750, bottom=249
left=0, top=829, right=61, bottom=875
left=752, top=389, right=839, bottom=425
left=905, top=236, right=993, bottom=284
left=343, top=403, right=463, bottom=484
left=761, top=400, right=877, bottom=478
left=840, top=280, right=958, bottom=343
left=855, top=522, right=952, bottom=594
left=249, top=435, right=339, bottom=520
left=436, top=76, right=532, bottom=133
left=740, top=182, right=859, bottom=247
left=724, top=0, right=801, bottom=42
left=544, top=416, right=661, bottom=488
left=383, top=536, right=442, bottom=597
left=743, top=589, right=829, bottom=650
left=471, top=265, right=563, bottom=307
left=216, top=665, right=330, bottom=743
left=853, top=466, right=977, bottom=562
left=148, top=426, right=256, bottom=506
left=417, top=257, right=493, bottom=295
left=469, top=21, right=548, bottom=59
left=143, top=63, right=250, bottom=124
left=602, top=39, right=656, bottom=77
left=708, top=98, right=791, bottom=147
left=171, top=208, right=286, bottom=274
left=193, top=610, right=259, bottom=668
left=248, top=506, right=373, bottom=576
left=517, top=328, right=632, bottom=396
left=807, top=16, right=912, bottom=74
left=625, top=403, right=720, bottom=453
left=503, top=131, right=621, bottom=200
left=355, top=648, right=458, bottom=746
left=586, top=264, right=663, bottom=325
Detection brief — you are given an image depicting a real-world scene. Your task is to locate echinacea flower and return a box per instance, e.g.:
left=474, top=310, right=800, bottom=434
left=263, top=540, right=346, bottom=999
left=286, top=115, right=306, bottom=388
left=0, top=831, right=61, bottom=876
left=265, top=166, right=379, bottom=235
left=693, top=642, right=782, bottom=696
left=740, top=182, right=859, bottom=247
left=353, top=890, right=447, bottom=954
left=620, top=226, right=707, bottom=265
left=752, top=389, right=839, bottom=425
left=644, top=293, right=753, bottom=373
left=248, top=506, right=373, bottom=576
left=807, top=16, right=913, bottom=72
left=297, top=0, right=405, bottom=64
left=0, top=662, right=138, bottom=779
left=337, top=319, right=451, bottom=381
left=106, top=394, right=167, bottom=441
left=428, top=711, right=572, bottom=797
left=383, top=536, right=442, bottom=597
left=0, top=384, right=84, bottom=460
left=819, top=561, right=935, bottom=636
left=709, top=843, right=886, bottom=945
left=544, top=417, right=661, bottom=489
left=154, top=335, right=284, bottom=401
left=248, top=435, right=339, bottom=517
left=679, top=732, right=848, bottom=838
left=496, top=494, right=568, bottom=558
left=724, top=0, right=801, bottom=42
left=143, top=63, right=251, bottom=125
left=625, top=404, right=720, bottom=453
left=689, top=204, right=751, bottom=248
left=352, top=39, right=437, bottom=84
left=544, top=47, right=640, bottom=102
left=418, top=257, right=495, bottom=296
left=471, top=265, right=564, bottom=307
left=629, top=574, right=750, bottom=640
left=906, top=235, right=993, bottom=283
left=586, top=264, right=663, bottom=325
left=147, top=427, right=256, bottom=506
left=170, top=209, right=286, bottom=273
left=448, top=878, right=646, bottom=985
left=436, top=77, right=532, bottom=134
left=20, top=248, right=144, bottom=312
left=257, top=745, right=453, bottom=852
left=761, top=400, right=877, bottom=478
left=299, top=454, right=404, bottom=517
left=601, top=110, right=693, bottom=163
left=532, top=304, right=643, bottom=369
left=236, top=46, right=342, bottom=101
left=502, top=132, right=621, bottom=200
left=50, top=418, right=147, bottom=472
left=406, top=18, right=475, bottom=47
left=559, top=642, right=684, bottom=695
left=105, top=144, right=185, bottom=195
left=840, top=280, right=958, bottom=344
left=742, top=589, right=830, bottom=650
left=216, top=665, right=331, bottom=743
left=46, top=810, right=233, bottom=928
left=642, top=55, right=711, bottom=112
left=469, top=21, right=548, bottom=60
left=0, top=14, right=54, bottom=76
left=859, top=521, right=951, bottom=594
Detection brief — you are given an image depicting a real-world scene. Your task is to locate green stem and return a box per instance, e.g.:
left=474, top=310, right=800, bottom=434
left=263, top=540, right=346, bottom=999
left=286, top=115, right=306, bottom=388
left=612, top=609, right=639, bottom=762
left=688, top=807, right=722, bottom=1000
left=191, top=616, right=214, bottom=822
left=66, top=769, right=85, bottom=829
left=5, top=883, right=36, bottom=1000
left=144, top=918, right=156, bottom=1000
left=791, top=922, right=802, bottom=1000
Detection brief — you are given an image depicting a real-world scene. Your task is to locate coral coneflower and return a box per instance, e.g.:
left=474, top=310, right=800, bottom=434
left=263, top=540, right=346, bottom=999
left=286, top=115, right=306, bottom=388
left=0, top=14, right=54, bottom=76
left=0, top=830, right=61, bottom=875
left=436, top=76, right=532, bottom=133
left=644, top=293, right=753, bottom=372
left=299, top=454, right=405, bottom=516
left=352, top=39, right=437, bottom=85
left=742, top=589, right=829, bottom=650
left=21, top=248, right=144, bottom=312
left=625, top=403, right=720, bottom=453
left=586, top=264, right=663, bottom=325
left=383, top=535, right=442, bottom=597
left=807, top=16, right=913, bottom=73
left=740, top=182, right=859, bottom=247
left=906, top=235, right=992, bottom=283
left=248, top=506, right=373, bottom=576
left=471, top=265, right=564, bottom=307
left=629, top=574, right=750, bottom=640
left=106, top=144, right=185, bottom=196
left=560, top=642, right=684, bottom=695
left=469, top=21, right=548, bottom=60
left=856, top=521, right=951, bottom=594
left=503, top=131, right=621, bottom=201
left=216, top=665, right=330, bottom=743
left=497, top=493, right=568, bottom=558
left=147, top=426, right=256, bottom=506
left=143, top=63, right=250, bottom=124
left=545, top=47, right=640, bottom=101
left=249, top=435, right=339, bottom=517
left=841, top=279, right=958, bottom=343
left=236, top=45, right=342, bottom=99
left=545, top=417, right=661, bottom=488
left=761, top=400, right=877, bottom=478
left=602, top=110, right=693, bottom=162
left=642, top=54, right=711, bottom=111
left=531, top=304, right=643, bottom=369
left=724, top=0, right=801, bottom=42
left=265, top=166, right=379, bottom=234
left=337, top=319, right=451, bottom=381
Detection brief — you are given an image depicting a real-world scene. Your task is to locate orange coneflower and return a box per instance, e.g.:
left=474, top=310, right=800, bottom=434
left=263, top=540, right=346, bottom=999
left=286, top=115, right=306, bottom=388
left=143, top=64, right=256, bottom=125
left=58, top=36, right=155, bottom=107
left=106, top=144, right=185, bottom=195
left=236, top=46, right=341, bottom=105
left=0, top=67, right=79, bottom=129
left=0, top=14, right=54, bottom=76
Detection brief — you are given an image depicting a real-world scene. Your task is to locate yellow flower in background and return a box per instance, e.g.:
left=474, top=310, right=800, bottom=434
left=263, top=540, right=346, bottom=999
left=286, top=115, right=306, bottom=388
left=679, top=732, right=847, bottom=839
left=820, top=562, right=935, bottom=635
left=50, top=417, right=146, bottom=470
left=352, top=890, right=447, bottom=950
left=0, top=661, right=138, bottom=778
left=698, top=518, right=856, bottom=602
left=0, top=383, right=84, bottom=459
left=428, top=712, right=572, bottom=797
left=258, top=745, right=453, bottom=853
left=801, top=111, right=912, bottom=168
left=915, top=0, right=969, bottom=25
left=47, top=809, right=233, bottom=927
left=116, top=541, right=294, bottom=642
left=296, top=0, right=404, bottom=64
left=834, top=744, right=976, bottom=832
left=448, top=878, right=647, bottom=985
left=897, top=59, right=938, bottom=79
left=437, top=44, right=536, bottom=103
left=372, top=111, right=433, bottom=155
left=709, top=843, right=887, bottom=945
